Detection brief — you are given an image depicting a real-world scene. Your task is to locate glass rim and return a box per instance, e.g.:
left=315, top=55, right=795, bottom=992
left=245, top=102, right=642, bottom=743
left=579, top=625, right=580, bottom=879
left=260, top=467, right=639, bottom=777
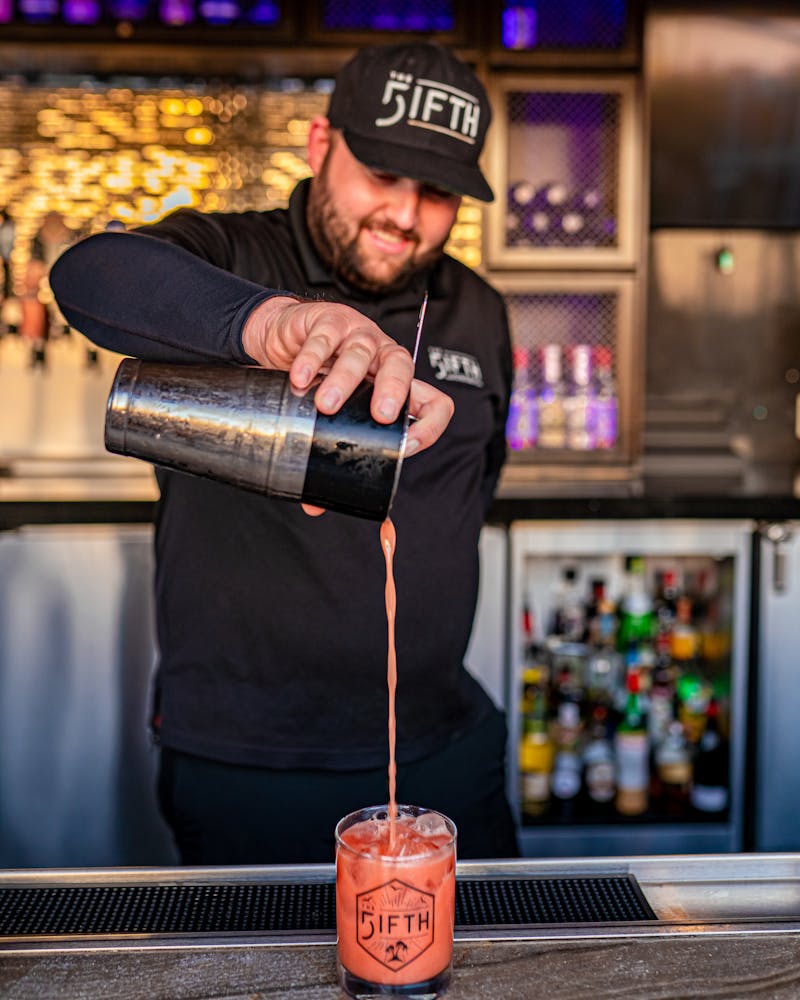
left=335, top=804, right=457, bottom=862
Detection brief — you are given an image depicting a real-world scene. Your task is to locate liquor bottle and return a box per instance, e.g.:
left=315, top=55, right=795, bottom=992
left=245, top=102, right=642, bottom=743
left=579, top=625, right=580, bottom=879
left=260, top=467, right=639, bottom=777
left=655, top=720, right=692, bottom=815
left=506, top=181, right=537, bottom=245
left=509, top=180, right=537, bottom=210
left=589, top=347, right=618, bottom=450
left=653, top=568, right=679, bottom=660
left=521, top=181, right=567, bottom=246
left=506, top=345, right=537, bottom=450
left=549, top=565, right=584, bottom=641
left=528, top=197, right=553, bottom=242
left=583, top=705, right=616, bottom=806
left=670, top=595, right=700, bottom=665
left=690, top=699, right=729, bottom=814
left=647, top=662, right=675, bottom=750
left=584, top=577, right=606, bottom=633
left=565, top=344, right=595, bottom=450
left=594, top=595, right=619, bottom=649
left=676, top=673, right=712, bottom=746
left=542, top=180, right=568, bottom=239
left=616, top=556, right=657, bottom=653
left=551, top=698, right=583, bottom=803
left=614, top=669, right=649, bottom=816
left=536, top=344, right=567, bottom=449
left=586, top=639, right=623, bottom=710
left=585, top=581, right=621, bottom=705
left=518, top=667, right=555, bottom=817
left=580, top=186, right=615, bottom=247
left=560, top=191, right=588, bottom=246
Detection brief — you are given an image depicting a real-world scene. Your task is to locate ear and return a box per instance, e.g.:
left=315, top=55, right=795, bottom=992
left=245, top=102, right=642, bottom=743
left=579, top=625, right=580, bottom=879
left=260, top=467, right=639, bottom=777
left=307, top=116, right=332, bottom=175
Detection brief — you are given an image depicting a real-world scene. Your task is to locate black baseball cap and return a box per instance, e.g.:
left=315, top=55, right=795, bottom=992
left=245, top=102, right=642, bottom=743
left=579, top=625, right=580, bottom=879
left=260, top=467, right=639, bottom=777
left=327, top=42, right=494, bottom=203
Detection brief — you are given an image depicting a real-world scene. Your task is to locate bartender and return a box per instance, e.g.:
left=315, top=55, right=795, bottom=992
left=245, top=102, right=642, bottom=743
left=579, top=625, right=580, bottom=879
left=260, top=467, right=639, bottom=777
left=50, top=41, right=518, bottom=864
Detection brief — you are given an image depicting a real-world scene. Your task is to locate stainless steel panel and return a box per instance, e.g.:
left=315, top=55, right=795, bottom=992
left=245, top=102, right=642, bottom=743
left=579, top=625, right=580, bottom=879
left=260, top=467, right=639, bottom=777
left=645, top=230, right=800, bottom=494
left=757, top=524, right=800, bottom=851
left=0, top=525, right=176, bottom=868
left=464, top=525, right=508, bottom=711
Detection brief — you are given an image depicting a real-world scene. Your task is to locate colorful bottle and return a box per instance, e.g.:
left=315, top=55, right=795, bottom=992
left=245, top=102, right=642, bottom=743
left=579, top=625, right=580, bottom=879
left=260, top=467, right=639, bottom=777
left=565, top=344, right=595, bottom=450
left=518, top=667, right=555, bottom=817
left=655, top=720, right=692, bottom=814
left=614, top=669, right=649, bottom=816
left=676, top=673, right=712, bottom=745
left=536, top=344, right=567, bottom=449
left=551, top=699, right=583, bottom=802
left=583, top=705, right=616, bottom=805
left=589, top=346, right=618, bottom=449
left=550, top=565, right=585, bottom=642
left=670, top=595, right=700, bottom=664
left=690, top=699, right=729, bottom=814
left=506, top=345, right=537, bottom=450
left=617, top=556, right=657, bottom=652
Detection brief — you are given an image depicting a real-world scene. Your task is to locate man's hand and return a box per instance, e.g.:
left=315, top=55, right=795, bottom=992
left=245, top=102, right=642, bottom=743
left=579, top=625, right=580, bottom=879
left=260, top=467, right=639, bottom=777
left=242, top=295, right=454, bottom=459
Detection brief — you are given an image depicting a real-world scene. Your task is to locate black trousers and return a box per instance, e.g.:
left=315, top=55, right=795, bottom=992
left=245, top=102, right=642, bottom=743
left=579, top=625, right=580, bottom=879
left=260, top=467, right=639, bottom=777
left=157, top=707, right=519, bottom=865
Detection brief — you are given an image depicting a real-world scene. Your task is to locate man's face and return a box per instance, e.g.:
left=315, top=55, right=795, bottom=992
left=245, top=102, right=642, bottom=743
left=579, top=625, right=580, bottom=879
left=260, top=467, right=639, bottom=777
left=306, top=128, right=461, bottom=294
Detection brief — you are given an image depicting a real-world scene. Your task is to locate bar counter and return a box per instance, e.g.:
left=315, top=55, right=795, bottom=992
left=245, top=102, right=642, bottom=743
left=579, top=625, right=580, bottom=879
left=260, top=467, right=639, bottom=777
left=2, top=854, right=800, bottom=999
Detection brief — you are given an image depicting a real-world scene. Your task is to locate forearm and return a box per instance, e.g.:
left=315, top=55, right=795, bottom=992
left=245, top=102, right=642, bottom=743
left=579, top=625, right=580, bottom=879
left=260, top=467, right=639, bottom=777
left=49, top=230, right=279, bottom=363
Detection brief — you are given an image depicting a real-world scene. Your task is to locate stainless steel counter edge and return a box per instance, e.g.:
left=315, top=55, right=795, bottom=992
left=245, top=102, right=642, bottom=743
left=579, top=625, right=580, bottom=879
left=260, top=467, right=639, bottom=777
left=2, top=853, right=799, bottom=953
left=1, top=496, right=799, bottom=533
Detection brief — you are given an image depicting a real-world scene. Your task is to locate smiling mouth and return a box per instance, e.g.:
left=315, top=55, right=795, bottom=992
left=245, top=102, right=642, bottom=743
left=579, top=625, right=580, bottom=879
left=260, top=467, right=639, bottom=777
left=364, top=224, right=416, bottom=255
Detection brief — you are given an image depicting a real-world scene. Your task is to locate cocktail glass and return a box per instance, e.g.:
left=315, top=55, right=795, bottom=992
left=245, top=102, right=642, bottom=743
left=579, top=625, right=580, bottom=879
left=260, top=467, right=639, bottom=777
left=335, top=804, right=457, bottom=999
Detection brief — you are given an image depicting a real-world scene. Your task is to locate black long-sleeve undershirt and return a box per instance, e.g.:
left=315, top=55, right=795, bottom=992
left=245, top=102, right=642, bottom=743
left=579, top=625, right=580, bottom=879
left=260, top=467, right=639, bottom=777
left=50, top=230, right=276, bottom=364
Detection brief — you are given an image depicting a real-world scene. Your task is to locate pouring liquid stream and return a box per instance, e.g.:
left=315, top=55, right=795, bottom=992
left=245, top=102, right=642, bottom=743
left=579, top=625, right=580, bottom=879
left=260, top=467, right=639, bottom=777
left=380, top=516, right=398, bottom=850
left=379, top=293, right=426, bottom=852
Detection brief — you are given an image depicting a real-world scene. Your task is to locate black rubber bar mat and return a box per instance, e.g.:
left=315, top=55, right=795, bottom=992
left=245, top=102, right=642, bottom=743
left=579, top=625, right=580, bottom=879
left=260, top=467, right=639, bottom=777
left=0, top=875, right=656, bottom=937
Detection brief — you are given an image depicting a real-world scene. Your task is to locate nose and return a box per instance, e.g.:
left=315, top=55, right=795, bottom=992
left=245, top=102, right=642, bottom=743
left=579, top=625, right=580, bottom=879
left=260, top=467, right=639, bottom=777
left=384, top=178, right=421, bottom=232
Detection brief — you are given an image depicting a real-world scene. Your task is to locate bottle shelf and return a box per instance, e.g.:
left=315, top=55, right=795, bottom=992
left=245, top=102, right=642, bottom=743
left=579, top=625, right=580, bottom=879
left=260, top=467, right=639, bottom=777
left=485, top=73, right=643, bottom=270
left=494, top=272, right=640, bottom=479
left=507, top=520, right=752, bottom=856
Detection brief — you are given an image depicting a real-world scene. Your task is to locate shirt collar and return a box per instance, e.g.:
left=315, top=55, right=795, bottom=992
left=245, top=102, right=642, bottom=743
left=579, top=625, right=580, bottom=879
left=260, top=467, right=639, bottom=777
left=287, top=178, right=444, bottom=306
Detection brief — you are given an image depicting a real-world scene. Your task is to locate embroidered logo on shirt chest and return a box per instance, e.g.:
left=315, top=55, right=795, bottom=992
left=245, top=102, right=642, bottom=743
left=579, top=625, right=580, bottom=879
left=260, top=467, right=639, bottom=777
left=426, top=346, right=484, bottom=388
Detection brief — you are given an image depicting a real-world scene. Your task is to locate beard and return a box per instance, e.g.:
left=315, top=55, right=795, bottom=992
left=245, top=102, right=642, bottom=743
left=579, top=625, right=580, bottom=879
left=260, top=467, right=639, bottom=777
left=306, top=156, right=447, bottom=294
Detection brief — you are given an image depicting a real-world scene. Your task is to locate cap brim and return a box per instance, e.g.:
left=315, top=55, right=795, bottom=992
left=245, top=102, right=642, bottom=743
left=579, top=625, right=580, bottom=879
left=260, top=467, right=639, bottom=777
left=341, top=129, right=495, bottom=203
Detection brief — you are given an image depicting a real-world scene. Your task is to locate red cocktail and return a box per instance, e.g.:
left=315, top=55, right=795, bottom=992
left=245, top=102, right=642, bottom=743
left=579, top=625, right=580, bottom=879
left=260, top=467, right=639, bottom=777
left=335, top=804, right=456, bottom=998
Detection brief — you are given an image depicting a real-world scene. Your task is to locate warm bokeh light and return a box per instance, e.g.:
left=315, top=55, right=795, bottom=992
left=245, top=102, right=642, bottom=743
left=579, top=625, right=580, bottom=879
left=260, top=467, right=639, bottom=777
left=0, top=74, right=483, bottom=290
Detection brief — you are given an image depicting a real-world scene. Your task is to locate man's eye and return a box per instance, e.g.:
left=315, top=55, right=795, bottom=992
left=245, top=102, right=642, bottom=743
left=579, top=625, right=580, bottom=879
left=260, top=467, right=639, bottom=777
left=421, top=184, right=457, bottom=202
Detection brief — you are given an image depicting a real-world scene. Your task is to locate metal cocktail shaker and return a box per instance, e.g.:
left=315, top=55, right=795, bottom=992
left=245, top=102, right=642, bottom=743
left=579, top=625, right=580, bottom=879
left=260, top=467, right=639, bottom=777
left=104, top=358, right=409, bottom=520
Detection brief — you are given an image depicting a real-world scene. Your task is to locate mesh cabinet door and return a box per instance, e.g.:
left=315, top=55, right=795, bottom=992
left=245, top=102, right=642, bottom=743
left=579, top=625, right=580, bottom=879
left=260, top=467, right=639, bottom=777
left=485, top=74, right=643, bottom=270
left=494, top=272, right=641, bottom=492
left=491, top=0, right=641, bottom=67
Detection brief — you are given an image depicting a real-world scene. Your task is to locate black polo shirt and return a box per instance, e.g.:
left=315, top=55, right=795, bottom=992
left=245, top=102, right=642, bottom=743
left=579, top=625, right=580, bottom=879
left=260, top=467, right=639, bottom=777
left=50, top=180, right=512, bottom=769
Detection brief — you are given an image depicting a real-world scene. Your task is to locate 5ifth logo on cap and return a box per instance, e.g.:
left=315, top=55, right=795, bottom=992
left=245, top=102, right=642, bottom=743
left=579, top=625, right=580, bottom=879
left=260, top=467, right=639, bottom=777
left=376, top=70, right=481, bottom=144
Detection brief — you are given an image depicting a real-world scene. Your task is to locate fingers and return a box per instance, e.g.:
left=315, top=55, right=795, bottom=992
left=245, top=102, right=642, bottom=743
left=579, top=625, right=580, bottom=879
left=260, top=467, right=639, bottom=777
left=243, top=297, right=454, bottom=452
left=286, top=308, right=414, bottom=420
left=405, top=378, right=455, bottom=456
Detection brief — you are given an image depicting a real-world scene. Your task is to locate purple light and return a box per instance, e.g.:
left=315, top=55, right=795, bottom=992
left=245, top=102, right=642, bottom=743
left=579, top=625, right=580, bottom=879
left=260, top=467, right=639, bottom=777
left=503, top=0, right=626, bottom=50
left=159, top=0, right=193, bottom=24
left=0, top=0, right=12, bottom=21
left=502, top=4, right=537, bottom=49
left=109, top=0, right=150, bottom=19
left=246, top=0, right=278, bottom=25
left=63, top=0, right=100, bottom=22
left=324, top=0, right=453, bottom=32
left=198, top=0, right=240, bottom=23
left=18, top=0, right=59, bottom=21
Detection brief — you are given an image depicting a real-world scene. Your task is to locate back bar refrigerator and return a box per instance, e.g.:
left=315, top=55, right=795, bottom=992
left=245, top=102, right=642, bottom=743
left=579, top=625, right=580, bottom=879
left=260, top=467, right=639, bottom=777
left=507, top=519, right=751, bottom=857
